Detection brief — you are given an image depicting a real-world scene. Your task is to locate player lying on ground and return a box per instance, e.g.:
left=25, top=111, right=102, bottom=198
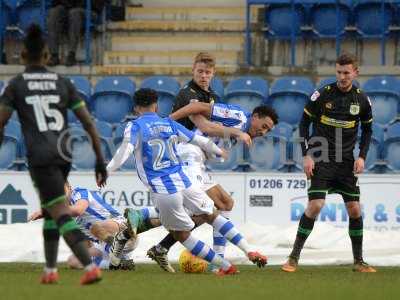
left=106, top=88, right=267, bottom=275
left=0, top=24, right=107, bottom=285
left=29, top=182, right=143, bottom=270
left=146, top=101, right=278, bottom=272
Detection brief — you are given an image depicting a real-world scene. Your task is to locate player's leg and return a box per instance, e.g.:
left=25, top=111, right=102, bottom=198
left=183, top=186, right=267, bottom=268
left=206, top=184, right=234, bottom=263
left=90, top=215, right=127, bottom=245
left=154, top=191, right=237, bottom=275
left=30, top=164, right=101, bottom=284
left=337, top=165, right=376, bottom=272
left=67, top=242, right=100, bottom=269
left=282, top=164, right=330, bottom=272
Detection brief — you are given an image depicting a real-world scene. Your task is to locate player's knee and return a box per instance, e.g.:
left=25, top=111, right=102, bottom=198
left=170, top=230, right=189, bottom=243
left=223, top=199, right=234, bottom=211
left=346, top=203, right=361, bottom=218
left=306, top=200, right=324, bottom=217
left=218, top=196, right=234, bottom=211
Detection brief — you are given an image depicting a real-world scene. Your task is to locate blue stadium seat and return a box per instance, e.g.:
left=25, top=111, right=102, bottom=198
left=95, top=120, right=113, bottom=161
left=269, top=76, right=314, bottom=126
left=362, top=76, right=400, bottom=126
left=354, top=0, right=395, bottom=37
left=16, top=0, right=45, bottom=32
left=70, top=121, right=113, bottom=170
left=206, top=141, right=244, bottom=171
left=264, top=0, right=306, bottom=38
left=112, top=122, right=136, bottom=171
left=245, top=133, right=288, bottom=172
left=317, top=77, right=360, bottom=90
left=140, top=76, right=180, bottom=117
left=0, top=120, right=21, bottom=169
left=384, top=122, right=400, bottom=171
left=271, top=121, right=293, bottom=140
left=0, top=1, right=16, bottom=35
left=225, top=76, right=269, bottom=113
left=210, top=77, right=224, bottom=102
left=68, top=75, right=92, bottom=104
left=67, top=75, right=92, bottom=123
left=310, top=0, right=352, bottom=37
left=92, top=76, right=135, bottom=124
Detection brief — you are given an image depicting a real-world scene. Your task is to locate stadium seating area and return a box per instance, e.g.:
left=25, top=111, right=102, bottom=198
left=251, top=0, right=400, bottom=65
left=1, top=75, right=399, bottom=173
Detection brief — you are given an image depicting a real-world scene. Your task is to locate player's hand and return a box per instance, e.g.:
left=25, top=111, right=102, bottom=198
left=220, top=149, right=229, bottom=161
left=238, top=132, right=252, bottom=147
left=303, top=155, right=315, bottom=178
left=28, top=210, right=43, bottom=222
left=354, top=157, right=365, bottom=174
left=95, top=160, right=108, bottom=187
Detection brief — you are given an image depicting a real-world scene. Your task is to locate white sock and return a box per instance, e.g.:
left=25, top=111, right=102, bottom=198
left=44, top=267, right=57, bottom=274
left=141, top=207, right=159, bottom=219
left=182, top=234, right=231, bottom=271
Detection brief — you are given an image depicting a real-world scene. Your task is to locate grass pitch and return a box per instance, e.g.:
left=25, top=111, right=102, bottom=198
left=0, top=263, right=399, bottom=300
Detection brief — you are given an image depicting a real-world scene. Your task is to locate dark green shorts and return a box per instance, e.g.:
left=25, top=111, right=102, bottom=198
left=308, top=161, right=360, bottom=202
left=29, top=163, right=71, bottom=208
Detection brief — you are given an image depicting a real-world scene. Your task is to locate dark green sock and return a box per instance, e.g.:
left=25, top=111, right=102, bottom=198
left=43, top=216, right=60, bottom=269
left=57, top=215, right=92, bottom=267
left=349, top=217, right=363, bottom=261
left=290, top=213, right=315, bottom=259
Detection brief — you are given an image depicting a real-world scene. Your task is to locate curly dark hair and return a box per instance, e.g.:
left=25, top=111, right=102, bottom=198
left=23, top=24, right=46, bottom=63
left=134, top=88, right=158, bottom=107
left=252, top=105, right=279, bottom=125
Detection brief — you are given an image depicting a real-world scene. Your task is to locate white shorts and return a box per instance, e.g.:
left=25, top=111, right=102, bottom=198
left=152, top=185, right=214, bottom=231
left=183, top=165, right=218, bottom=191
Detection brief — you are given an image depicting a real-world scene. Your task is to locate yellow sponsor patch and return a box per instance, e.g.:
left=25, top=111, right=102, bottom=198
left=320, top=115, right=356, bottom=128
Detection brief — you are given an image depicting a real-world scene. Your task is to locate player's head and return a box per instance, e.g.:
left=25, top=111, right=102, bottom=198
left=134, top=88, right=158, bottom=114
left=335, top=52, right=358, bottom=92
left=21, top=24, right=49, bottom=66
left=192, top=52, right=216, bottom=91
left=64, top=181, right=72, bottom=199
left=249, top=105, right=279, bottom=138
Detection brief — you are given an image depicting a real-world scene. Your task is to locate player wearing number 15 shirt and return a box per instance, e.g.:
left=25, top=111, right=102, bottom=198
left=0, top=25, right=107, bottom=284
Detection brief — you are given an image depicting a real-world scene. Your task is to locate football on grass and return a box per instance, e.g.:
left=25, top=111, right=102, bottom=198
left=178, top=250, right=208, bottom=273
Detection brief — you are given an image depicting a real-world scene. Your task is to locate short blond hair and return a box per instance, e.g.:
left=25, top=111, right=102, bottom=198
left=193, top=52, right=216, bottom=68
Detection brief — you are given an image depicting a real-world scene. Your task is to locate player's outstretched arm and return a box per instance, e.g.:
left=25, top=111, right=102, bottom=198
left=107, top=140, right=134, bottom=172
left=169, top=102, right=212, bottom=121
left=74, top=106, right=108, bottom=187
left=0, top=105, right=12, bottom=147
left=28, top=210, right=43, bottom=222
left=107, top=123, right=136, bottom=172
left=190, top=114, right=252, bottom=146
left=299, top=112, right=314, bottom=178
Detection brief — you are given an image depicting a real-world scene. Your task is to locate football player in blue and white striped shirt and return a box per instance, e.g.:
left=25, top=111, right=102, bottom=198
left=107, top=88, right=268, bottom=275
left=147, top=101, right=278, bottom=271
